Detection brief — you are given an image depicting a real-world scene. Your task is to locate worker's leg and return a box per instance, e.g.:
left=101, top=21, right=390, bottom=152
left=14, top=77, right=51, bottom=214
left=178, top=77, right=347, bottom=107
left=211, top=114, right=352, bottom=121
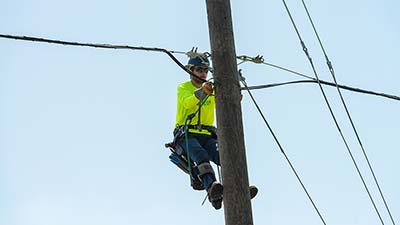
left=203, top=137, right=220, bottom=166
left=201, top=137, right=259, bottom=200
left=176, top=134, right=216, bottom=190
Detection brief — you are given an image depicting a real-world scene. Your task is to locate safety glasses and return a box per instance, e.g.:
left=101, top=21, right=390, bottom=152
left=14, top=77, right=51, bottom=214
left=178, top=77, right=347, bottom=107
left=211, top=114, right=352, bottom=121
left=194, top=67, right=209, bottom=73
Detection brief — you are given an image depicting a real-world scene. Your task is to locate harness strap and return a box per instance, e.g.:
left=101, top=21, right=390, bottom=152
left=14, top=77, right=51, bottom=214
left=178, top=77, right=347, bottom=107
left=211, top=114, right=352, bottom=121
left=177, top=125, right=217, bottom=134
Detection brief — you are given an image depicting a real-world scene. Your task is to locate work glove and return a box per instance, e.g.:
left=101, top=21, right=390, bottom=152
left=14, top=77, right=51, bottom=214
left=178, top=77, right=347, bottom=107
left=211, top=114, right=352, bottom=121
left=194, top=82, right=213, bottom=100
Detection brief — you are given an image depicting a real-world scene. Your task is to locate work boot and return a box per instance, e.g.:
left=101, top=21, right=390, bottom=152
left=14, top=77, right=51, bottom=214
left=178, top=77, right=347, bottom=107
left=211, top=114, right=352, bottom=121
left=208, top=181, right=224, bottom=210
left=250, top=185, right=258, bottom=199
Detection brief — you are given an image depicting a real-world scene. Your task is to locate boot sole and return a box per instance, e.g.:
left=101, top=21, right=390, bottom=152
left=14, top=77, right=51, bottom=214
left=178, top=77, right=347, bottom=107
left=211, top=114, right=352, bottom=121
left=209, top=183, right=223, bottom=209
left=250, top=185, right=258, bottom=199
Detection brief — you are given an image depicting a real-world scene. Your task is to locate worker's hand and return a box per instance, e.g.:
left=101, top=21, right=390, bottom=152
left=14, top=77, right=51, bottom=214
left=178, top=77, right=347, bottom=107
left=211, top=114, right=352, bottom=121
left=240, top=92, right=243, bottom=101
left=194, top=82, right=213, bottom=100
left=202, top=82, right=214, bottom=95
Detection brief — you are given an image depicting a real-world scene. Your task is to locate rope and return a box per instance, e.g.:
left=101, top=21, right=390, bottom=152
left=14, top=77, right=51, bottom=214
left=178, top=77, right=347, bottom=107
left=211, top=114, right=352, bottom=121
left=282, top=1, right=385, bottom=224
left=201, top=164, right=222, bottom=206
left=183, top=94, right=219, bottom=207
left=0, top=34, right=208, bottom=84
left=183, top=119, right=193, bottom=181
left=239, top=71, right=327, bottom=225
left=182, top=95, right=211, bottom=187
left=301, top=1, right=396, bottom=224
left=242, top=80, right=400, bottom=102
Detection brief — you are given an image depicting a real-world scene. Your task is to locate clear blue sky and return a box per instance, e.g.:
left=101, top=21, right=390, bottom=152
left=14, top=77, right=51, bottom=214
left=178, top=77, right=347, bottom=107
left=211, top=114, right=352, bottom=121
left=1, top=0, right=399, bottom=225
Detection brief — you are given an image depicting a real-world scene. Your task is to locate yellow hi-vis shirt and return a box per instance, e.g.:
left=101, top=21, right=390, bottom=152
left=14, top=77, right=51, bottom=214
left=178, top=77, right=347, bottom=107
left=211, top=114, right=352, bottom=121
left=175, top=80, right=215, bottom=135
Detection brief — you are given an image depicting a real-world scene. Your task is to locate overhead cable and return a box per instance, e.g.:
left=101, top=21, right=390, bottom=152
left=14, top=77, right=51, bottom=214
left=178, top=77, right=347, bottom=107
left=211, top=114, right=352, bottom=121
left=242, top=79, right=400, bottom=102
left=239, top=70, right=327, bottom=225
left=282, top=1, right=385, bottom=224
left=0, top=34, right=207, bottom=83
left=300, top=1, right=396, bottom=224
left=2, top=34, right=398, bottom=103
left=237, top=55, right=400, bottom=102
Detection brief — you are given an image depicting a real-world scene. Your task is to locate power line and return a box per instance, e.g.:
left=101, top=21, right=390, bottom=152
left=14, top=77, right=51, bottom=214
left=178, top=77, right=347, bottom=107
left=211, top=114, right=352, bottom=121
left=300, top=1, right=396, bottom=224
left=3, top=34, right=398, bottom=103
left=281, top=1, right=386, bottom=224
left=0, top=34, right=207, bottom=83
left=237, top=55, right=400, bottom=102
left=239, top=71, right=327, bottom=225
left=242, top=79, right=400, bottom=102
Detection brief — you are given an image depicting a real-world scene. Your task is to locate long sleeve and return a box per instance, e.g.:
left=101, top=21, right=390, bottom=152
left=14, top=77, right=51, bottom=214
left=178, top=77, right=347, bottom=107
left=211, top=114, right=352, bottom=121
left=177, top=83, right=199, bottom=110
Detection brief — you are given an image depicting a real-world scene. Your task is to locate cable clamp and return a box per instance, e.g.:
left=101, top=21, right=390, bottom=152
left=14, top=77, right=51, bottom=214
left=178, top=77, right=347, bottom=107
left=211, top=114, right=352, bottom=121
left=186, top=47, right=211, bottom=59
left=237, top=55, right=264, bottom=64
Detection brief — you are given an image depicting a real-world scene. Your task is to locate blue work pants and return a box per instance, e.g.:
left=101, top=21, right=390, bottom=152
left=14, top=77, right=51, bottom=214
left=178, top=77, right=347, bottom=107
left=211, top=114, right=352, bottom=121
left=176, top=132, right=220, bottom=191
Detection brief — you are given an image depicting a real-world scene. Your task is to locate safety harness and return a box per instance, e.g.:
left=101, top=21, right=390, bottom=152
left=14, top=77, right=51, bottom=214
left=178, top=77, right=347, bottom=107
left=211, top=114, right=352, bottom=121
left=165, top=123, right=217, bottom=191
left=165, top=94, right=218, bottom=191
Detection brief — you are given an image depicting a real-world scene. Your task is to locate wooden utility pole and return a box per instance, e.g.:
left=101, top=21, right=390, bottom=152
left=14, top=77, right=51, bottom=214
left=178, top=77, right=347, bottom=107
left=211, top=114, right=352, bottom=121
left=205, top=0, right=254, bottom=224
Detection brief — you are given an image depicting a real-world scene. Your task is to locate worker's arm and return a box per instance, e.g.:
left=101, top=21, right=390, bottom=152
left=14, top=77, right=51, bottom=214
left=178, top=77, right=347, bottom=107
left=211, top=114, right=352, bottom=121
left=177, top=84, right=200, bottom=110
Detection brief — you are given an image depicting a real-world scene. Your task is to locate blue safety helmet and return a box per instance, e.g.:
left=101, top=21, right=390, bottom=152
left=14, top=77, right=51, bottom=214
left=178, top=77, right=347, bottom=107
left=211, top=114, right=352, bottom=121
left=187, top=56, right=210, bottom=68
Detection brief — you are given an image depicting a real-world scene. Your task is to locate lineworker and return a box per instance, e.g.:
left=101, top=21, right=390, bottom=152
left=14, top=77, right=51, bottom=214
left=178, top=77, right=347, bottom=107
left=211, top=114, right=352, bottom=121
left=171, top=55, right=257, bottom=210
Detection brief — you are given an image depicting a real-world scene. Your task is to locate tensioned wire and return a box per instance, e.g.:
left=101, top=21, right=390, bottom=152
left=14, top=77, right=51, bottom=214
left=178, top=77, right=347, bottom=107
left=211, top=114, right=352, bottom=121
left=240, top=79, right=400, bottom=101
left=1, top=34, right=399, bottom=102
left=239, top=72, right=327, bottom=225
left=0, top=34, right=208, bottom=84
left=237, top=56, right=400, bottom=101
left=282, top=1, right=385, bottom=224
left=300, top=1, right=396, bottom=224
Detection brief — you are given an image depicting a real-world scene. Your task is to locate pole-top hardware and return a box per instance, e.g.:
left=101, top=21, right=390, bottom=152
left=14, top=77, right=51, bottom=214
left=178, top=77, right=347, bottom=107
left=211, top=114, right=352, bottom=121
left=237, top=55, right=265, bottom=64
left=186, top=47, right=211, bottom=59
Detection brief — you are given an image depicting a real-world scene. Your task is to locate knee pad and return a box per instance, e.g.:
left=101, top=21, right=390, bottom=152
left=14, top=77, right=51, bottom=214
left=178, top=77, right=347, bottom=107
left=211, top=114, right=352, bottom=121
left=197, top=162, right=215, bottom=177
